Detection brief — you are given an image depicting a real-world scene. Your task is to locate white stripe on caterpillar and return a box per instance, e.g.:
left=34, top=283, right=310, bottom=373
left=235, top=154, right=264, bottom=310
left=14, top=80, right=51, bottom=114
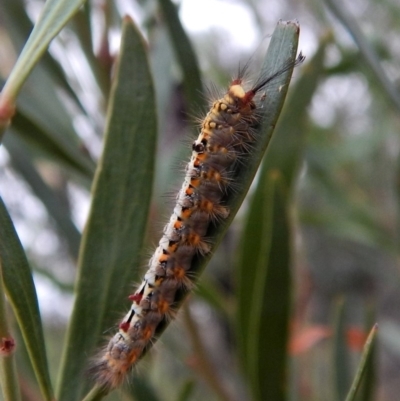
left=88, top=52, right=305, bottom=389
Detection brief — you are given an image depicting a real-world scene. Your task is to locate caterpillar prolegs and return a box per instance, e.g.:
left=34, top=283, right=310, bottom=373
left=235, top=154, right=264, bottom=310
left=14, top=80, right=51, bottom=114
left=89, top=44, right=305, bottom=390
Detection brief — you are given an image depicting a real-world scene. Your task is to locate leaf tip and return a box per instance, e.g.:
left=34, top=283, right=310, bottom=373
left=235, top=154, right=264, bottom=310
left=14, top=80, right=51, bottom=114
left=277, top=19, right=301, bottom=33
left=123, top=15, right=134, bottom=24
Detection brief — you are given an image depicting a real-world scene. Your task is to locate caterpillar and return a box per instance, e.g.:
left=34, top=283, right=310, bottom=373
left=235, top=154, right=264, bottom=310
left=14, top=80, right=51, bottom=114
left=88, top=51, right=305, bottom=390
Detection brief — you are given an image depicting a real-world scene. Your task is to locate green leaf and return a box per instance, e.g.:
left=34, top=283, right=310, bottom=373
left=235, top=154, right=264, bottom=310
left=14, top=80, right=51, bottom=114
left=235, top=23, right=328, bottom=401
left=0, top=262, right=21, bottom=401
left=0, top=197, right=54, bottom=400
left=236, top=171, right=291, bottom=401
left=56, top=17, right=157, bottom=401
left=157, top=0, right=205, bottom=113
left=0, top=0, right=89, bottom=111
left=358, top=308, right=376, bottom=401
left=0, top=0, right=87, bottom=105
left=344, top=324, right=377, bottom=401
left=333, top=299, right=351, bottom=401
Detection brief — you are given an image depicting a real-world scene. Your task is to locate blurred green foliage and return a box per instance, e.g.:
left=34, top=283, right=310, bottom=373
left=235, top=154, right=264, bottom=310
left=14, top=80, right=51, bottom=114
left=0, top=0, right=399, bottom=400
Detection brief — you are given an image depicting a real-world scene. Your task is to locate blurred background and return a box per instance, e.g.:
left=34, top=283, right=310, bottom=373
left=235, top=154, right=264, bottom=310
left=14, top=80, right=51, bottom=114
left=0, top=0, right=400, bottom=400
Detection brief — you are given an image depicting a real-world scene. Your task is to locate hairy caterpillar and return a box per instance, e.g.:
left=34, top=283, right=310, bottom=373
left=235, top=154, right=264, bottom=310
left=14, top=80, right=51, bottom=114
left=88, top=50, right=305, bottom=390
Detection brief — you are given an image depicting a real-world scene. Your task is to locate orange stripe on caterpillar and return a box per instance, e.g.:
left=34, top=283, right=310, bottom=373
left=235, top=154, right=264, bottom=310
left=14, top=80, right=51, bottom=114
left=88, top=52, right=305, bottom=390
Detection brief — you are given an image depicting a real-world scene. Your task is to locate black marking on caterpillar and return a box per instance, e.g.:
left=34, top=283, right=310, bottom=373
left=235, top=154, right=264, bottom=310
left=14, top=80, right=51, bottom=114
left=88, top=52, right=305, bottom=390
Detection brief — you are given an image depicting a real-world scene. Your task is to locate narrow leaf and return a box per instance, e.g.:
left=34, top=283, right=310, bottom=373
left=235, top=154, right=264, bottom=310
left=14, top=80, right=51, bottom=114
left=334, top=299, right=351, bottom=400
left=344, top=324, right=378, bottom=401
left=0, top=0, right=87, bottom=107
left=237, top=171, right=291, bottom=401
left=235, top=23, right=328, bottom=401
left=236, top=23, right=325, bottom=395
left=0, top=261, right=21, bottom=401
left=0, top=0, right=89, bottom=112
left=56, top=17, right=157, bottom=401
left=0, top=197, right=54, bottom=400
left=358, top=307, right=376, bottom=401
left=157, top=0, right=205, bottom=112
